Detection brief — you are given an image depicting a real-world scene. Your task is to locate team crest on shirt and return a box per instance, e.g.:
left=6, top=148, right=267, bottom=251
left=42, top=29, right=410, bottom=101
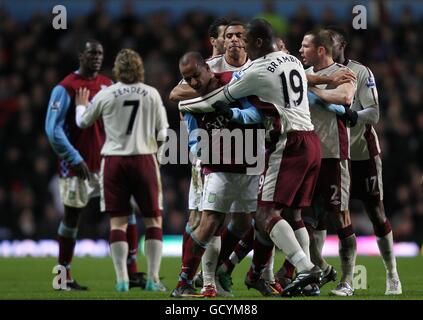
left=208, top=193, right=216, bottom=203
left=366, top=76, right=376, bottom=88
left=51, top=101, right=60, bottom=110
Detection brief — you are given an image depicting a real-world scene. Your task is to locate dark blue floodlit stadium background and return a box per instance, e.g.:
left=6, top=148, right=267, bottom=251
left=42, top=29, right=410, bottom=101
left=0, top=0, right=422, bottom=251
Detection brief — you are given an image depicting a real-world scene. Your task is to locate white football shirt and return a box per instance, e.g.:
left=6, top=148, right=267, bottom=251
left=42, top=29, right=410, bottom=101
left=77, top=82, right=168, bottom=156
left=179, top=51, right=314, bottom=134
left=305, top=63, right=354, bottom=159
left=346, top=60, right=381, bottom=160
left=206, top=54, right=252, bottom=73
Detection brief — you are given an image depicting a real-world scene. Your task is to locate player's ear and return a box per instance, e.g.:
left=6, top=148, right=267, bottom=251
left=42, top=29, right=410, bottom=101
left=256, top=38, right=263, bottom=48
left=210, top=37, right=216, bottom=48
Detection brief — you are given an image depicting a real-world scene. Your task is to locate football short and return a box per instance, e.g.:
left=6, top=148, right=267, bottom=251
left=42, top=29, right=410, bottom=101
left=258, top=131, right=321, bottom=209
left=201, top=172, right=259, bottom=214
left=100, top=155, right=163, bottom=218
left=188, top=160, right=203, bottom=211
left=59, top=173, right=100, bottom=208
left=314, top=158, right=351, bottom=212
left=351, top=154, right=383, bottom=202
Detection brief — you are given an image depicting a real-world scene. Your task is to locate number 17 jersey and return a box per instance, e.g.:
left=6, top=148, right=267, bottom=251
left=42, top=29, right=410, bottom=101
left=80, top=81, right=169, bottom=156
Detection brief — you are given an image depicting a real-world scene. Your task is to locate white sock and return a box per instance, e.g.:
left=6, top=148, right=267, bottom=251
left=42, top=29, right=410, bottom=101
left=110, top=241, right=129, bottom=284
left=201, top=236, right=221, bottom=286
left=294, top=227, right=310, bottom=259
left=269, top=219, right=314, bottom=272
left=261, top=247, right=275, bottom=282
left=377, top=231, right=398, bottom=278
left=310, top=229, right=329, bottom=271
left=339, top=234, right=357, bottom=285
left=145, top=239, right=163, bottom=282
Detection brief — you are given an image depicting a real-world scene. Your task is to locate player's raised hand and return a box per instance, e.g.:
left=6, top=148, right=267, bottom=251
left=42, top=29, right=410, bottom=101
left=75, top=87, right=90, bottom=107
left=330, top=69, right=356, bottom=87
left=73, top=160, right=91, bottom=180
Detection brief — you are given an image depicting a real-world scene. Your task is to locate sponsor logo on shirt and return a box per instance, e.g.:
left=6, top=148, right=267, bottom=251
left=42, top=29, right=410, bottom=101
left=51, top=101, right=60, bottom=110
left=366, top=76, right=376, bottom=88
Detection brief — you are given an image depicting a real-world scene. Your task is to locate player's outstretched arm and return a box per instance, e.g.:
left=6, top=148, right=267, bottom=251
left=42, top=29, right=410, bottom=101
left=307, top=69, right=356, bottom=87
left=309, top=81, right=355, bottom=105
left=169, top=84, right=200, bottom=102
left=45, top=85, right=84, bottom=166
left=75, top=87, right=103, bottom=128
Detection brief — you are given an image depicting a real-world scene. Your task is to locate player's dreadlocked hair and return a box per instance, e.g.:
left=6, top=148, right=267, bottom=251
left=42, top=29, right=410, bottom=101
left=113, top=49, right=145, bottom=84
left=208, top=17, right=230, bottom=38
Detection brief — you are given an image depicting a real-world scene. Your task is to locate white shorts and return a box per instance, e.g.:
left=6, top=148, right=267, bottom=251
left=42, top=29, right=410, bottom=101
left=188, top=161, right=203, bottom=211
left=201, top=172, right=259, bottom=214
left=59, top=174, right=100, bottom=208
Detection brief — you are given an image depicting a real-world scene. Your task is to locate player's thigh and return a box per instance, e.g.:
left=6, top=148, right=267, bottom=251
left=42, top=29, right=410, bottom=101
left=229, top=174, right=259, bottom=214
left=131, top=155, right=163, bottom=218
left=201, top=172, right=234, bottom=214
left=351, top=155, right=384, bottom=203
left=100, top=156, right=132, bottom=215
left=315, top=158, right=351, bottom=214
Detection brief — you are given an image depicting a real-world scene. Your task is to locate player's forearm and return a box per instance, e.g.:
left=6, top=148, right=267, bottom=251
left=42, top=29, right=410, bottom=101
left=309, top=85, right=354, bottom=105
left=307, top=91, right=345, bottom=115
left=179, top=86, right=228, bottom=113
left=307, top=74, right=332, bottom=86
left=169, top=84, right=200, bottom=102
left=47, top=127, right=83, bottom=165
left=357, top=105, right=379, bottom=125
left=75, top=105, right=95, bottom=128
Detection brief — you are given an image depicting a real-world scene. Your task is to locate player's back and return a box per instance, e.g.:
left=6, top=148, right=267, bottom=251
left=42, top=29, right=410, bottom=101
left=233, top=51, right=313, bottom=133
left=94, top=82, right=168, bottom=156
left=305, top=63, right=352, bottom=160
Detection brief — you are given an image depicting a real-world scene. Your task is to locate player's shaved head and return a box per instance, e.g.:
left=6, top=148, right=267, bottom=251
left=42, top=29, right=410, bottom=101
left=244, top=18, right=277, bottom=60
left=325, top=25, right=349, bottom=45
left=78, top=39, right=102, bottom=54
left=179, top=51, right=207, bottom=68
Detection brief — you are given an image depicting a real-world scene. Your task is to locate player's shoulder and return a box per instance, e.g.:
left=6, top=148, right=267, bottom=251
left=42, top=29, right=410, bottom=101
left=58, top=72, right=79, bottom=90
left=97, top=73, right=113, bottom=86
left=206, top=54, right=224, bottom=63
left=347, top=59, right=374, bottom=76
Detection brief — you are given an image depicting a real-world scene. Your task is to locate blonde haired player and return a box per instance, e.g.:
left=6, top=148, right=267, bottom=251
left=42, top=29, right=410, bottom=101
left=75, top=49, right=169, bottom=292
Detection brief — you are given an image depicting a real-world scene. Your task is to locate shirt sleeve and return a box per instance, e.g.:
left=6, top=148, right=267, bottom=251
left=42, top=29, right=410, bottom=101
left=154, top=89, right=169, bottom=141
left=230, top=98, right=263, bottom=124
left=45, top=85, right=83, bottom=165
left=178, top=66, right=259, bottom=113
left=356, top=67, right=379, bottom=124
left=183, top=112, right=199, bottom=151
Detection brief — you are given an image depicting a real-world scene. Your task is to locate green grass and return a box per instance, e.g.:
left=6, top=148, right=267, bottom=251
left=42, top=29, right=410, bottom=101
left=0, top=255, right=422, bottom=299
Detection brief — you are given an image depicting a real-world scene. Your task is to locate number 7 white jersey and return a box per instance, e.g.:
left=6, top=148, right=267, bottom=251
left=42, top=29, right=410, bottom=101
left=179, top=51, right=314, bottom=134
left=78, top=82, right=169, bottom=156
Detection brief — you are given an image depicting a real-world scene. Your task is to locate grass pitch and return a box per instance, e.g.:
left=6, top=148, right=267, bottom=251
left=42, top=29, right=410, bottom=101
left=1, top=255, right=422, bottom=299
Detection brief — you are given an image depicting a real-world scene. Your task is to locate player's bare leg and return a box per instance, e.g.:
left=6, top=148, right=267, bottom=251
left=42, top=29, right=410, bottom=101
left=143, top=216, right=166, bottom=292
left=56, top=205, right=87, bottom=290
left=109, top=215, right=130, bottom=292
left=171, top=210, right=226, bottom=298
left=329, top=209, right=357, bottom=297
left=185, top=210, right=203, bottom=287
left=247, top=206, right=321, bottom=297
left=364, top=200, right=401, bottom=295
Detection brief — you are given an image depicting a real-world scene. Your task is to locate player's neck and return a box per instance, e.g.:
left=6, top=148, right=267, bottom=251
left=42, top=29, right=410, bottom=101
left=206, top=77, right=221, bottom=92
left=313, top=56, right=334, bottom=72
left=78, top=67, right=98, bottom=80
left=224, top=53, right=247, bottom=68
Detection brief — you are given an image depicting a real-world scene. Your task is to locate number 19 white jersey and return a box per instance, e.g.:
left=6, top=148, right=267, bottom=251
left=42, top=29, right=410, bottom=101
left=78, top=82, right=169, bottom=156
left=179, top=51, right=314, bottom=134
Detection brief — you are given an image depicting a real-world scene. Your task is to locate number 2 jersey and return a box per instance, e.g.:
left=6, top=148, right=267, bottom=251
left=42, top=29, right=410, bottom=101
left=77, top=82, right=169, bottom=156
left=305, top=63, right=355, bottom=160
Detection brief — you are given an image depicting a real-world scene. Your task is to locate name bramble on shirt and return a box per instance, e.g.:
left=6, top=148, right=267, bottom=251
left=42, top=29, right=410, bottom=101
left=266, top=55, right=302, bottom=73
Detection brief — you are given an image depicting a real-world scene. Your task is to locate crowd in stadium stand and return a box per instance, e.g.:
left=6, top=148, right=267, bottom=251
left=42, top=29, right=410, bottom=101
left=0, top=1, right=421, bottom=245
